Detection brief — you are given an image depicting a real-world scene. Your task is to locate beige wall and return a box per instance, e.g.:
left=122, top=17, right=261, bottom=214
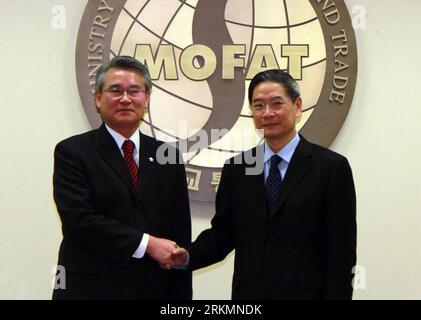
left=0, top=0, right=420, bottom=299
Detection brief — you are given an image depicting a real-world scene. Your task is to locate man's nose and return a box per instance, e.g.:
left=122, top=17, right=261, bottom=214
left=119, top=91, right=131, bottom=103
left=262, top=106, right=275, bottom=116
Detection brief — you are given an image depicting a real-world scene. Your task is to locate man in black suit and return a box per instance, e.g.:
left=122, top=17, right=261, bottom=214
left=52, top=56, right=192, bottom=299
left=171, top=69, right=356, bottom=300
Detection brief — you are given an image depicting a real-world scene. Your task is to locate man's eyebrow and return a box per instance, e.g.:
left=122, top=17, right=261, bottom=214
left=107, top=84, right=141, bottom=88
left=252, top=96, right=283, bottom=102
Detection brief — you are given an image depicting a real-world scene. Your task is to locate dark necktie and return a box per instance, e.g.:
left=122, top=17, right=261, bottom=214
left=266, top=155, right=282, bottom=214
left=122, top=140, right=138, bottom=191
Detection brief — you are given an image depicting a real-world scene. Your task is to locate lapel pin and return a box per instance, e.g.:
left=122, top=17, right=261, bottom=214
left=148, top=157, right=154, bottom=162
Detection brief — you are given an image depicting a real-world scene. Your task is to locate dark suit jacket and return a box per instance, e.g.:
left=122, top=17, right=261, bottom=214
left=188, top=136, right=356, bottom=300
left=52, top=124, right=192, bottom=300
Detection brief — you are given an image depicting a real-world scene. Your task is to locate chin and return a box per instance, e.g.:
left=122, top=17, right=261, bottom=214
left=264, top=128, right=289, bottom=139
left=116, top=114, right=140, bottom=122
left=263, top=128, right=281, bottom=137
left=112, top=118, right=140, bottom=127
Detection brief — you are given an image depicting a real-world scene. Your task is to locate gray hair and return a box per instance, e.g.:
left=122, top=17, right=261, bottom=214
left=95, top=56, right=152, bottom=93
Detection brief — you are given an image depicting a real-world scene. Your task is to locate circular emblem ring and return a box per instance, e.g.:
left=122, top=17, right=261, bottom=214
left=76, top=0, right=357, bottom=201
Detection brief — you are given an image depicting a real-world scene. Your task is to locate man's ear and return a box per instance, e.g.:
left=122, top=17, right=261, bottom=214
left=95, top=91, right=101, bottom=113
left=295, top=96, right=302, bottom=115
left=144, top=91, right=151, bottom=114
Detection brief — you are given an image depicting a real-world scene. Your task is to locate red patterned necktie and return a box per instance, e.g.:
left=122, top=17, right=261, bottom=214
left=122, top=140, right=138, bottom=191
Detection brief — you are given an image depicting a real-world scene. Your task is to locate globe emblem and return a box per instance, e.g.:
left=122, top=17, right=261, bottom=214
left=76, top=0, right=357, bottom=201
left=109, top=0, right=326, bottom=173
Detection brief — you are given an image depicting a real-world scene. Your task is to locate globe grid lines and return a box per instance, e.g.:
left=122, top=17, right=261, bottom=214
left=248, top=0, right=255, bottom=76
left=138, top=1, right=185, bottom=141
left=113, top=1, right=324, bottom=114
left=225, top=16, right=318, bottom=30
left=283, top=0, right=291, bottom=45
left=116, top=1, right=149, bottom=57
left=122, top=7, right=185, bottom=52
left=111, top=0, right=326, bottom=164
left=177, top=0, right=195, bottom=10
left=116, top=1, right=325, bottom=102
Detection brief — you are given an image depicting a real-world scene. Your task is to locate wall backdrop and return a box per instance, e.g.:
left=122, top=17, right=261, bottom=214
left=0, top=0, right=420, bottom=299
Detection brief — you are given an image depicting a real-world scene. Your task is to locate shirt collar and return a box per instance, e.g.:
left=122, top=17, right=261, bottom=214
left=105, top=124, right=140, bottom=152
left=264, top=132, right=300, bottom=164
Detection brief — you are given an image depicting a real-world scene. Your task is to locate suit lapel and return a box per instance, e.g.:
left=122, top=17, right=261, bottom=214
left=243, top=145, right=268, bottom=222
left=137, top=133, right=157, bottom=199
left=250, top=172, right=267, bottom=223
left=96, top=124, right=137, bottom=198
left=269, top=137, right=313, bottom=218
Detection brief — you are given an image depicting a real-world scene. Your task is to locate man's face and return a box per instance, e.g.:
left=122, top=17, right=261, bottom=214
left=251, top=81, right=302, bottom=142
left=95, top=68, right=150, bottom=133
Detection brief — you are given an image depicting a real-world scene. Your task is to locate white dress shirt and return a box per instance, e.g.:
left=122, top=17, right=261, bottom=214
left=263, top=132, right=300, bottom=183
left=105, top=124, right=149, bottom=259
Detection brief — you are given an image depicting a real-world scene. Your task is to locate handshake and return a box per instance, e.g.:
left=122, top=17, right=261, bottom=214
left=146, top=235, right=190, bottom=270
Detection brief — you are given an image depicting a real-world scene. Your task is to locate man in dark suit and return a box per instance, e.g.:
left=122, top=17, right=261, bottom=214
left=171, top=69, right=356, bottom=300
left=52, top=56, right=192, bottom=299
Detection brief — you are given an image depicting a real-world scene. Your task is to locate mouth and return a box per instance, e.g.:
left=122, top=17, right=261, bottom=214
left=263, top=123, right=278, bottom=128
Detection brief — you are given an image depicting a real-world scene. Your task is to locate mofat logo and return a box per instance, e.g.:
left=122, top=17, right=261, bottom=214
left=76, top=0, right=358, bottom=201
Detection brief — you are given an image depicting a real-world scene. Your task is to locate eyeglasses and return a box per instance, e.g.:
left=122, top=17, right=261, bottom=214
left=251, top=99, right=293, bottom=113
left=103, top=85, right=146, bottom=98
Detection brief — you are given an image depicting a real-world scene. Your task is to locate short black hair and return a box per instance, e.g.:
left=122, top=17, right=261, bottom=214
left=95, top=56, right=152, bottom=93
left=248, top=69, right=300, bottom=104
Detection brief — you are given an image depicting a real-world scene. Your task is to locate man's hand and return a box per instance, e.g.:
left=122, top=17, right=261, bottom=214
left=159, top=247, right=189, bottom=270
left=146, top=235, right=178, bottom=267
left=171, top=247, right=189, bottom=268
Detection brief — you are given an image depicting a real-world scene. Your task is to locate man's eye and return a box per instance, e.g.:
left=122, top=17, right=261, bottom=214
left=273, top=100, right=287, bottom=108
left=108, top=87, right=122, bottom=93
left=128, top=88, right=141, bottom=94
